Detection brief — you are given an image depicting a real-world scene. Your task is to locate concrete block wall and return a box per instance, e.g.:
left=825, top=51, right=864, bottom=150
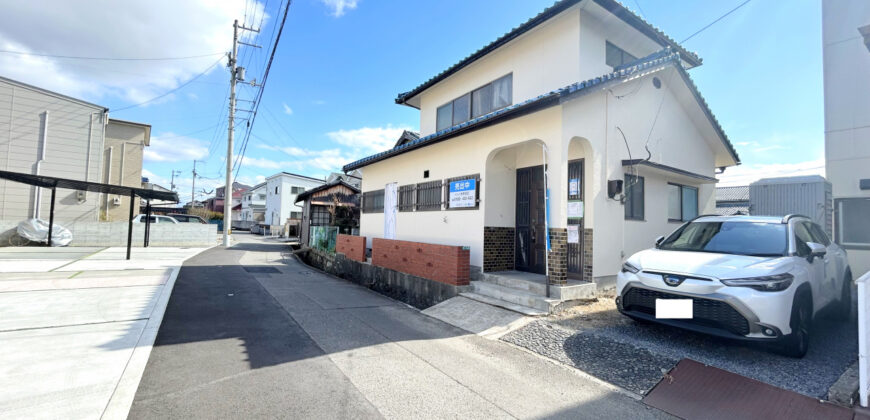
left=336, top=234, right=366, bottom=262
left=372, top=238, right=470, bottom=286
left=0, top=220, right=216, bottom=247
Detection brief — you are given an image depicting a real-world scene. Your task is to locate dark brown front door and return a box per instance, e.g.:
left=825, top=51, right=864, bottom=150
left=516, top=165, right=546, bottom=274
left=567, top=159, right=585, bottom=280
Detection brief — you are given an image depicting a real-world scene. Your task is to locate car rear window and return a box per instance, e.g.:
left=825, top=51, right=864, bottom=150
left=659, top=221, right=787, bottom=257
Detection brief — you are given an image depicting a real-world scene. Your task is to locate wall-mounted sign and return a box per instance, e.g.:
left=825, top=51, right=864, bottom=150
left=567, top=225, right=580, bottom=244
left=449, top=179, right=476, bottom=208
left=569, top=178, right=580, bottom=196
left=567, top=200, right=584, bottom=219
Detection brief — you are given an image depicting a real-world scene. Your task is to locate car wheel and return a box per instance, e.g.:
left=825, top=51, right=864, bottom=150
left=779, top=295, right=811, bottom=358
left=834, top=271, right=853, bottom=321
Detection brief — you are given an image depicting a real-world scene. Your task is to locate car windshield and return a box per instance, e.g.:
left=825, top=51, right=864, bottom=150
left=659, top=221, right=787, bottom=257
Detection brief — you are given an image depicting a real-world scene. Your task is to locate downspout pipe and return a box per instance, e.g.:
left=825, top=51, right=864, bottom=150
left=542, top=142, right=551, bottom=298
left=33, top=111, right=49, bottom=219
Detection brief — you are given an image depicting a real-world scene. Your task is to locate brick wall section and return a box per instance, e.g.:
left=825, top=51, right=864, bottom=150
left=483, top=226, right=514, bottom=272
left=547, top=228, right=568, bottom=285
left=372, top=238, right=470, bottom=286
left=336, top=234, right=366, bottom=262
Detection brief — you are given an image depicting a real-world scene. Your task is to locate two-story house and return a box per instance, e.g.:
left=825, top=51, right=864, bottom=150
left=823, top=0, right=870, bottom=277
left=264, top=172, right=325, bottom=231
left=240, top=182, right=266, bottom=226
left=344, top=0, right=740, bottom=292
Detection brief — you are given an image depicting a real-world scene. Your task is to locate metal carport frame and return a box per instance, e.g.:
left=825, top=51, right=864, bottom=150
left=0, top=169, right=179, bottom=259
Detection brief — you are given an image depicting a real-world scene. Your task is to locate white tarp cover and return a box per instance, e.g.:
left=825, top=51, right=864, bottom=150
left=17, top=218, right=72, bottom=247
left=384, top=182, right=397, bottom=240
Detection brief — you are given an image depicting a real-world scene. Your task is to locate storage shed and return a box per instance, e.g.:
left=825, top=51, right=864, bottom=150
left=750, top=175, right=833, bottom=235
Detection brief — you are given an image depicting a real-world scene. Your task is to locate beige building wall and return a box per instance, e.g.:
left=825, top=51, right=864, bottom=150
left=823, top=0, right=870, bottom=275
left=102, top=119, right=150, bottom=221
left=0, top=76, right=106, bottom=223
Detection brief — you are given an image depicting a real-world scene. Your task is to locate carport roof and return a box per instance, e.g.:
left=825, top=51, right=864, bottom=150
left=0, top=169, right=178, bottom=202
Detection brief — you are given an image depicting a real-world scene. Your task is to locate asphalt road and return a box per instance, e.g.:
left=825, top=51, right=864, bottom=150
left=129, top=234, right=668, bottom=419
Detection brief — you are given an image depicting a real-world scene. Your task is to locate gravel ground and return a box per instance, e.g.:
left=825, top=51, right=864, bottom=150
left=504, top=298, right=858, bottom=398
left=501, top=321, right=677, bottom=395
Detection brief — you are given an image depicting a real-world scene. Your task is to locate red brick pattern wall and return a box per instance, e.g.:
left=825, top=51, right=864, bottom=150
left=372, top=238, right=470, bottom=286
left=336, top=234, right=367, bottom=262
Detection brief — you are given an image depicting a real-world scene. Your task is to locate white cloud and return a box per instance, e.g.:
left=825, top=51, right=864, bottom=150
left=0, top=0, right=266, bottom=104
left=144, top=133, right=209, bottom=162
left=326, top=125, right=412, bottom=153
left=716, top=158, right=825, bottom=187
left=319, top=0, right=358, bottom=17
left=313, top=99, right=327, bottom=105
left=282, top=103, right=293, bottom=115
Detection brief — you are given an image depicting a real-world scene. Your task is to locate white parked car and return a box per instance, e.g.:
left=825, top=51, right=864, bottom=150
left=132, top=215, right=179, bottom=224
left=616, top=215, right=852, bottom=357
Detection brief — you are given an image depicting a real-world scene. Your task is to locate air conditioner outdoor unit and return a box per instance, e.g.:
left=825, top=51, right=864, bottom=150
left=112, top=196, right=121, bottom=206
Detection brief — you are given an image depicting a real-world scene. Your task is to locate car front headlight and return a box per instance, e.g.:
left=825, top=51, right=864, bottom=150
left=621, top=261, right=640, bottom=274
left=721, top=273, right=793, bottom=292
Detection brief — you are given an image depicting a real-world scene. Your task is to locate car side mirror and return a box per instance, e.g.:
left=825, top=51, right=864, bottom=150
left=655, top=235, right=665, bottom=248
left=807, top=242, right=826, bottom=262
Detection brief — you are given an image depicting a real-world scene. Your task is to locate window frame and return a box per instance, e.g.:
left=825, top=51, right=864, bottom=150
left=435, top=73, right=513, bottom=132
left=605, top=41, right=637, bottom=69
left=624, top=174, right=645, bottom=221
left=310, top=205, right=331, bottom=226
left=667, top=182, right=699, bottom=223
left=416, top=180, right=443, bottom=211
left=398, top=184, right=416, bottom=212
left=362, top=189, right=385, bottom=214
left=835, top=198, right=870, bottom=249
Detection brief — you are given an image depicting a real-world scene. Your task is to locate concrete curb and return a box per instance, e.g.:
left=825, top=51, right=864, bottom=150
left=100, top=246, right=213, bottom=419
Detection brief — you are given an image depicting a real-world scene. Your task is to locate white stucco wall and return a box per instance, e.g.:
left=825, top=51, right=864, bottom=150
left=265, top=174, right=324, bottom=226
left=823, top=0, right=870, bottom=275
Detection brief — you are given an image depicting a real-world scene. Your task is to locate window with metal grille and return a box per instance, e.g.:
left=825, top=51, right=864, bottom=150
left=444, top=174, right=480, bottom=210
left=310, top=205, right=331, bottom=226
left=416, top=180, right=443, bottom=211
left=362, top=189, right=384, bottom=213
left=398, top=184, right=415, bottom=212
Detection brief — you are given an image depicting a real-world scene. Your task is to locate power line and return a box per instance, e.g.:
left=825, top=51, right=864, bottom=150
left=680, top=0, right=752, bottom=44
left=233, top=0, right=292, bottom=181
left=0, top=49, right=224, bottom=61
left=112, top=56, right=224, bottom=112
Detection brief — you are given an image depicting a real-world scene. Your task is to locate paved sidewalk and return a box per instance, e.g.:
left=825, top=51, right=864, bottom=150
left=130, top=234, right=668, bottom=419
left=0, top=246, right=208, bottom=419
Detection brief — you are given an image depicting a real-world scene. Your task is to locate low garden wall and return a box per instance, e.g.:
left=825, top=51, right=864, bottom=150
left=336, top=234, right=366, bottom=262
left=0, top=220, right=216, bottom=247
left=372, top=238, right=471, bottom=286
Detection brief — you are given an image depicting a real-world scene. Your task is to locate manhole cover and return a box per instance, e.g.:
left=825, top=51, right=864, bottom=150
left=242, top=266, right=281, bottom=273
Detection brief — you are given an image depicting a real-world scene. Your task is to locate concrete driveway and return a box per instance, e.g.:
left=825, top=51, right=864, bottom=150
left=0, top=246, right=209, bottom=419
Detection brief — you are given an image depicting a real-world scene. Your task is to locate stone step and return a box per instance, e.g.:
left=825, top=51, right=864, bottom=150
left=479, top=272, right=547, bottom=295
left=479, top=272, right=598, bottom=301
left=471, top=281, right=558, bottom=313
left=459, top=292, right=548, bottom=316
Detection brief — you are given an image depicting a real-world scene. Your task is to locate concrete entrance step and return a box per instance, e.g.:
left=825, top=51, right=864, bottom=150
left=469, top=281, right=559, bottom=313
left=459, top=292, right=548, bottom=316
left=479, top=271, right=597, bottom=301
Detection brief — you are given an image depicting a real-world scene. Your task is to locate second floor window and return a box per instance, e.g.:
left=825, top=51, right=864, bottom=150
left=290, top=186, right=305, bottom=194
left=436, top=74, right=512, bottom=131
left=606, top=41, right=637, bottom=69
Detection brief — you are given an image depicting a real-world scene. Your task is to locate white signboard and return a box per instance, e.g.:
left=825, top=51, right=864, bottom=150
left=567, top=225, right=579, bottom=244
left=567, top=201, right=584, bottom=219
left=569, top=178, right=579, bottom=196
left=449, top=179, right=476, bottom=208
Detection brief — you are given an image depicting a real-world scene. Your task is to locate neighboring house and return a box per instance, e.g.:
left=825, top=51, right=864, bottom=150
left=714, top=186, right=749, bottom=215
left=264, top=172, right=325, bottom=228
left=343, top=0, right=740, bottom=289
left=102, top=118, right=151, bottom=221
left=140, top=180, right=177, bottom=208
left=823, top=0, right=870, bottom=276
left=0, top=76, right=108, bottom=223
left=210, top=182, right=250, bottom=215
left=295, top=178, right=361, bottom=247
left=240, top=182, right=267, bottom=225
left=326, top=170, right=362, bottom=189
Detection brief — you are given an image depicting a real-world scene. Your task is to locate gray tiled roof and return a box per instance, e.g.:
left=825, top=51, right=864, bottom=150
left=395, top=0, right=702, bottom=105
left=345, top=50, right=739, bottom=171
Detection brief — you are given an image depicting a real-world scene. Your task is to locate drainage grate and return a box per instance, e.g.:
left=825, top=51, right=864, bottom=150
left=242, top=266, right=281, bottom=273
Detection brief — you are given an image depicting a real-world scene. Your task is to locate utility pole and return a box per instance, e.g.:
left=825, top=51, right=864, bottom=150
left=191, top=160, right=198, bottom=209
left=224, top=19, right=259, bottom=247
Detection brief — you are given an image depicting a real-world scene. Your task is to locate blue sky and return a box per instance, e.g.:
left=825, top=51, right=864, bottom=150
left=0, top=0, right=825, bottom=201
